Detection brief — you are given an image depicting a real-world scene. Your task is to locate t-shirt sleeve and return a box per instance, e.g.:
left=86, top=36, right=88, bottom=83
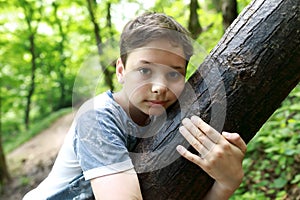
left=73, top=109, right=134, bottom=180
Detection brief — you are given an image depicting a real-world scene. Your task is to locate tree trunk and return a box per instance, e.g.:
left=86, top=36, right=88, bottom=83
left=188, top=0, right=202, bottom=39
left=134, top=0, right=300, bottom=199
left=222, top=0, right=238, bottom=31
left=24, top=34, right=37, bottom=130
left=86, top=0, right=114, bottom=91
left=0, top=135, right=10, bottom=187
left=106, top=2, right=114, bottom=39
left=52, top=2, right=68, bottom=110
left=211, top=0, right=222, bottom=12
left=21, top=0, right=41, bottom=130
left=103, top=2, right=115, bottom=90
left=0, top=86, right=10, bottom=187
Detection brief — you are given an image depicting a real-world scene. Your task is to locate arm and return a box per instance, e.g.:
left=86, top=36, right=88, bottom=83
left=91, top=169, right=143, bottom=200
left=176, top=116, right=247, bottom=200
left=74, top=109, right=143, bottom=200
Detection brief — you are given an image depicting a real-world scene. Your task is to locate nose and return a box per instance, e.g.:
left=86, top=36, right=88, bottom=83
left=151, top=80, right=168, bottom=94
left=151, top=84, right=167, bottom=94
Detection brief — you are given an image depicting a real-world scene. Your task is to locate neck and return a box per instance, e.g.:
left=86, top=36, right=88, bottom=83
left=113, top=91, right=150, bottom=126
left=128, top=106, right=151, bottom=126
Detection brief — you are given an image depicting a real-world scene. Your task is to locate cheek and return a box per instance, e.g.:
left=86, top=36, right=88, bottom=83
left=124, top=82, right=148, bottom=102
left=123, top=74, right=139, bottom=90
left=123, top=71, right=146, bottom=85
left=169, top=81, right=185, bottom=97
left=124, top=72, right=150, bottom=92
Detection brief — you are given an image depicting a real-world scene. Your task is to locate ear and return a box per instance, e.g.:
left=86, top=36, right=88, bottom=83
left=116, top=58, right=125, bottom=84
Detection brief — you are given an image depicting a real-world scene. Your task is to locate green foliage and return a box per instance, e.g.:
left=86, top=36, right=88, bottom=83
left=0, top=0, right=120, bottom=141
left=231, top=84, right=300, bottom=199
left=196, top=7, right=223, bottom=52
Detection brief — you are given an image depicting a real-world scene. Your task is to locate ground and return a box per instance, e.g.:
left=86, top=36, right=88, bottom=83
left=0, top=112, right=74, bottom=200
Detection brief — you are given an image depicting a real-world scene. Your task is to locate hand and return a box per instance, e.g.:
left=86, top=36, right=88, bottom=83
left=176, top=115, right=247, bottom=199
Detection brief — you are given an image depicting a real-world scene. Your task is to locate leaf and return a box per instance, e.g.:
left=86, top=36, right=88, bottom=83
left=291, top=174, right=300, bottom=184
left=272, top=177, right=288, bottom=189
left=284, top=149, right=297, bottom=156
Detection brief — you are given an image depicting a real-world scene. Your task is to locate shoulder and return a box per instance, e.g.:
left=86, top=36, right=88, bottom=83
left=76, top=91, right=113, bottom=113
left=73, top=91, right=130, bottom=137
left=74, top=91, right=123, bottom=121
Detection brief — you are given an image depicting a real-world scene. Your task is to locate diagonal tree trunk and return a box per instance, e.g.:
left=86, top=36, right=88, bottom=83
left=134, top=0, right=300, bottom=199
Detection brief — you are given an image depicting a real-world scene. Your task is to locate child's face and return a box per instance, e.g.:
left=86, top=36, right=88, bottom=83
left=116, top=39, right=186, bottom=117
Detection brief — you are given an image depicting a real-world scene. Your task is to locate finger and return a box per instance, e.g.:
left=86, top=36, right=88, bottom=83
left=190, top=116, right=221, bottom=144
left=176, top=145, right=203, bottom=166
left=222, top=132, right=247, bottom=154
left=181, top=119, right=215, bottom=150
left=182, top=118, right=202, bottom=139
left=179, top=126, right=208, bottom=155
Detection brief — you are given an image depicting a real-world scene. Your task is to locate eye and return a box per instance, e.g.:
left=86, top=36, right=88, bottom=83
left=138, top=68, right=151, bottom=76
left=166, top=71, right=183, bottom=81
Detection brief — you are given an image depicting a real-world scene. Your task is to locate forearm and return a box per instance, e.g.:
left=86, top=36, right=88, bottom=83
left=91, top=169, right=143, bottom=200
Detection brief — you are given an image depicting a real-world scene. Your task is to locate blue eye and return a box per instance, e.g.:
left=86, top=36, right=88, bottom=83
left=167, top=71, right=183, bottom=81
left=138, top=68, right=151, bottom=75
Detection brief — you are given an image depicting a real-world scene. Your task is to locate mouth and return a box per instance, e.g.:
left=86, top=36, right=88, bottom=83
left=146, top=100, right=168, bottom=107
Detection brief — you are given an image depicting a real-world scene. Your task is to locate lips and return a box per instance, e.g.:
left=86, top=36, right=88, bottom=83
left=146, top=100, right=168, bottom=106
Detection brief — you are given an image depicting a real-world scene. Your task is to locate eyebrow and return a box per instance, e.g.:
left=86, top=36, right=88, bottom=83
left=139, top=60, right=185, bottom=70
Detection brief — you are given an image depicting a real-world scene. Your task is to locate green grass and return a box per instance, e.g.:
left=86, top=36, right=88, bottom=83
left=4, top=108, right=73, bottom=154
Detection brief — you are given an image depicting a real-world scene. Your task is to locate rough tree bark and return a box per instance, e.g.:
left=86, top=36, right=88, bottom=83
left=133, top=0, right=300, bottom=199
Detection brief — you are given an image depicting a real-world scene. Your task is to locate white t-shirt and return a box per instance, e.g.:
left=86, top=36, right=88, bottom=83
left=23, top=91, right=156, bottom=199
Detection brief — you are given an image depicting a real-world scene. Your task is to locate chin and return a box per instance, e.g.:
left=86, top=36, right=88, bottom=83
left=147, top=106, right=167, bottom=116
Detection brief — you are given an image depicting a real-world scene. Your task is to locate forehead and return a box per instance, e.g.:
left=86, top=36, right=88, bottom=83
left=137, top=39, right=185, bottom=57
left=126, top=39, right=186, bottom=67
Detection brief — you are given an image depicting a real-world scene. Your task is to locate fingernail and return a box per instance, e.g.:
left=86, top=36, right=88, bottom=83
left=176, top=145, right=185, bottom=154
left=222, top=131, right=231, bottom=137
left=182, top=118, right=188, bottom=124
left=179, top=126, right=184, bottom=132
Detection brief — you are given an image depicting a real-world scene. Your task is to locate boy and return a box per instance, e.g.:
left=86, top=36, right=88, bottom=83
left=23, top=12, right=246, bottom=200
